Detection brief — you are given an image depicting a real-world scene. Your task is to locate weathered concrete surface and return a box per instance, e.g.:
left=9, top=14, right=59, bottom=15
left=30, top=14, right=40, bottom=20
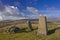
left=37, top=16, right=48, bottom=36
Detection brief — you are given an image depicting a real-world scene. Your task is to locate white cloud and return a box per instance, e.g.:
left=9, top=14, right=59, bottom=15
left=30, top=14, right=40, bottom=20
left=27, top=7, right=39, bottom=14
left=10, top=6, right=15, bottom=8
left=0, top=5, right=25, bottom=21
left=26, top=7, right=46, bottom=19
left=0, top=0, right=26, bottom=21
left=26, top=6, right=60, bottom=20
left=0, top=16, right=3, bottom=20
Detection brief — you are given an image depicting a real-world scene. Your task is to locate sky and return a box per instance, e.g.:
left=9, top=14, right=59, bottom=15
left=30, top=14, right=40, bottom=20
left=0, top=0, right=60, bottom=20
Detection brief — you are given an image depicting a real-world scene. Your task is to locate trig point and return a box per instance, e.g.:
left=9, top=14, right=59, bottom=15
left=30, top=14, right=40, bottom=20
left=37, top=16, right=48, bottom=36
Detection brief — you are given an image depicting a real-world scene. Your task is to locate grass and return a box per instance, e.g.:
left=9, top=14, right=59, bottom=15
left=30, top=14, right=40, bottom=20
left=0, top=22, right=60, bottom=40
left=0, top=30, right=60, bottom=40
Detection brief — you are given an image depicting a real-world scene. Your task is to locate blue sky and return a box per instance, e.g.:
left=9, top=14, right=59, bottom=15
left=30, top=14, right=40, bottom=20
left=1, top=0, right=60, bottom=9
left=0, top=0, right=60, bottom=20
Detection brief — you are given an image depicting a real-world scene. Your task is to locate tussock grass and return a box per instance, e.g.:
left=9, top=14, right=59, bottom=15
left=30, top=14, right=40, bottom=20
left=0, top=21, right=60, bottom=40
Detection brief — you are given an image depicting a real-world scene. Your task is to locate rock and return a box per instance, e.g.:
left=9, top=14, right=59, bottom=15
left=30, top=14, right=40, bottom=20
left=5, top=26, right=20, bottom=33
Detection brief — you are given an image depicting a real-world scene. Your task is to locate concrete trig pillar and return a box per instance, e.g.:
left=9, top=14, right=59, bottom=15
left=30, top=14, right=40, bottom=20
left=37, top=16, right=48, bottom=36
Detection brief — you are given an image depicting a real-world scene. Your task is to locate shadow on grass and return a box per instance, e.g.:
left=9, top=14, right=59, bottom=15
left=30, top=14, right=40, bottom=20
left=13, top=26, right=38, bottom=33
left=47, top=27, right=60, bottom=35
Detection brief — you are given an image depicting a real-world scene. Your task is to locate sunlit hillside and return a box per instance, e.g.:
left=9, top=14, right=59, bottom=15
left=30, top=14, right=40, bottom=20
left=0, top=20, right=60, bottom=40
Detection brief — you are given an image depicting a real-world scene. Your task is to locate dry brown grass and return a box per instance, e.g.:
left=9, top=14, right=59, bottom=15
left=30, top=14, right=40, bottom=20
left=0, top=21, right=60, bottom=40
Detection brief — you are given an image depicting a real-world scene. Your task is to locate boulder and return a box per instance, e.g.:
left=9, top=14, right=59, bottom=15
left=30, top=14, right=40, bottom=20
left=5, top=26, right=21, bottom=33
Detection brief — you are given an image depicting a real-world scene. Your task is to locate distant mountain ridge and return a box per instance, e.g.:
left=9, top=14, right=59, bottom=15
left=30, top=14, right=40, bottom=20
left=0, top=16, right=60, bottom=22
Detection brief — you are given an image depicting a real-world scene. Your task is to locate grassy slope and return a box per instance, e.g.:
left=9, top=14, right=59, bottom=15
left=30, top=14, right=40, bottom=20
left=0, top=21, right=60, bottom=40
left=0, top=30, right=60, bottom=40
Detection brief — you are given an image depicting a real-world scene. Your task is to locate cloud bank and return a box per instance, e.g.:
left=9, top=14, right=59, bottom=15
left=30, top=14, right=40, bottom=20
left=0, top=0, right=60, bottom=21
left=0, top=1, right=26, bottom=21
left=26, top=6, right=60, bottom=20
